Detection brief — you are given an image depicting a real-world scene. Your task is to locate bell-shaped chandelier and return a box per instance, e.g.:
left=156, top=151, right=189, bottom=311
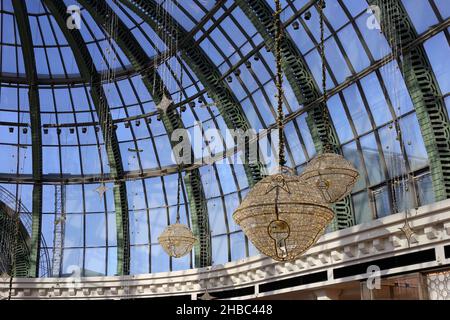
left=158, top=170, right=197, bottom=258
left=233, top=170, right=334, bottom=261
left=300, top=153, right=359, bottom=203
left=233, top=0, right=337, bottom=262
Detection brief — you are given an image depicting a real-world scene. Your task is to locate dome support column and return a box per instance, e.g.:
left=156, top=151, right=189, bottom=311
left=236, top=0, right=355, bottom=230
left=368, top=0, right=450, bottom=201
left=12, top=0, right=43, bottom=277
left=43, top=0, right=130, bottom=275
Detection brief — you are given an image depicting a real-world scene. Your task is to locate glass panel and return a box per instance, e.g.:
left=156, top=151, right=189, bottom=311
left=373, top=186, right=391, bottom=218
left=399, top=114, right=429, bottom=171
left=360, top=73, right=392, bottom=126
left=84, top=248, right=106, bottom=276
left=393, top=180, right=414, bottom=213
left=131, top=245, right=149, bottom=275
left=328, top=94, right=354, bottom=144
left=230, top=232, right=246, bottom=262
left=343, top=85, right=372, bottom=135
left=85, top=213, right=106, bottom=247
left=353, top=191, right=372, bottom=224
left=360, top=133, right=385, bottom=186
left=212, top=235, right=229, bottom=265
left=401, top=0, right=438, bottom=34
left=378, top=124, right=406, bottom=178
left=62, top=248, right=83, bottom=276
left=423, top=32, right=450, bottom=95
left=416, top=173, right=434, bottom=206
left=338, top=24, right=370, bottom=72
left=151, top=245, right=169, bottom=273
left=342, top=141, right=366, bottom=192
left=208, top=197, right=227, bottom=236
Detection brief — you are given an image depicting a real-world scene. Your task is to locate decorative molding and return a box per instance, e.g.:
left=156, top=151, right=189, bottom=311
left=1, top=199, right=450, bottom=300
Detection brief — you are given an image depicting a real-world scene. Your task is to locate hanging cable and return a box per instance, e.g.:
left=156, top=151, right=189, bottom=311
left=274, top=0, right=285, bottom=169
left=176, top=168, right=182, bottom=224
left=319, top=0, right=332, bottom=153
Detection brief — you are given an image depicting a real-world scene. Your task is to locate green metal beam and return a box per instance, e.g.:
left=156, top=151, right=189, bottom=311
left=183, top=171, right=210, bottom=268
left=118, top=0, right=264, bottom=187
left=77, top=0, right=212, bottom=267
left=12, top=0, right=43, bottom=277
left=237, top=0, right=354, bottom=229
left=368, top=0, right=450, bottom=201
left=43, top=0, right=130, bottom=275
left=0, top=201, right=30, bottom=277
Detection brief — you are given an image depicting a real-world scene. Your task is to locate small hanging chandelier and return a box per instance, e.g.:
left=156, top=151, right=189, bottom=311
left=232, top=0, right=334, bottom=262
left=299, top=0, right=358, bottom=203
left=158, top=170, right=197, bottom=258
left=158, top=222, right=197, bottom=258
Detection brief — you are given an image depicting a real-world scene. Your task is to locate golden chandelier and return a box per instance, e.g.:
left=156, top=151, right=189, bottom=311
left=158, top=222, right=197, bottom=258
left=158, top=170, right=196, bottom=258
left=233, top=170, right=334, bottom=261
left=232, top=0, right=358, bottom=262
left=300, top=153, right=359, bottom=203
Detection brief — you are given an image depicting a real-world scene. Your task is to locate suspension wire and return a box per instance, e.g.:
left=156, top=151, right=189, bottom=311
left=274, top=0, right=285, bottom=169
left=179, top=55, right=183, bottom=109
left=99, top=0, right=119, bottom=186
left=384, top=0, right=399, bottom=215
left=390, top=0, right=415, bottom=238
left=153, top=2, right=160, bottom=96
left=319, top=0, right=332, bottom=153
left=387, top=0, right=406, bottom=215
left=176, top=167, right=182, bottom=223
left=320, top=0, right=327, bottom=104
left=382, top=0, right=414, bottom=241
left=175, top=7, right=184, bottom=223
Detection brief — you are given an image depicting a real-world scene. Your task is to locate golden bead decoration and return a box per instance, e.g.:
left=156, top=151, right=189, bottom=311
left=158, top=223, right=197, bottom=258
left=233, top=172, right=334, bottom=261
left=158, top=170, right=196, bottom=258
left=299, top=153, right=359, bottom=203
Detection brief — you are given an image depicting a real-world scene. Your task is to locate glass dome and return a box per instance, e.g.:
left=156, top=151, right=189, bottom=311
left=0, top=0, right=448, bottom=277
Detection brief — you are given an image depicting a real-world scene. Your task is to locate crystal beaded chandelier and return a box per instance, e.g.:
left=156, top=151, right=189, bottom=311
left=232, top=0, right=334, bottom=262
left=299, top=0, right=358, bottom=203
left=300, top=153, right=359, bottom=203
left=158, top=170, right=197, bottom=258
left=158, top=222, right=197, bottom=258
left=233, top=170, right=334, bottom=261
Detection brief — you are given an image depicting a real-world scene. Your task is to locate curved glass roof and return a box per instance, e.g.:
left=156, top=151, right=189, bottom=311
left=0, top=0, right=448, bottom=276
